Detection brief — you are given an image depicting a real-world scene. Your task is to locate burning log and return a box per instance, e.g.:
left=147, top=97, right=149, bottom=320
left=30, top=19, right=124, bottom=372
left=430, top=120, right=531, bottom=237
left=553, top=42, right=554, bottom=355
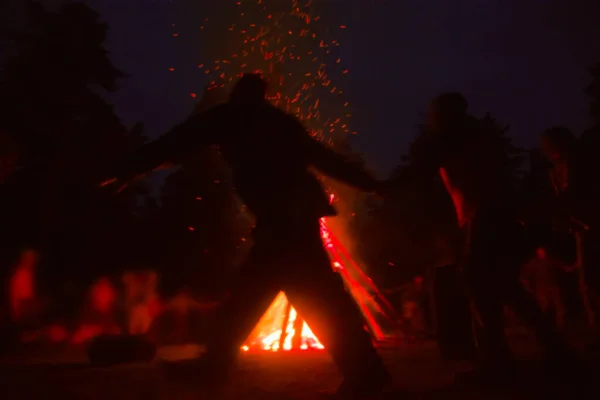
left=291, top=313, right=304, bottom=350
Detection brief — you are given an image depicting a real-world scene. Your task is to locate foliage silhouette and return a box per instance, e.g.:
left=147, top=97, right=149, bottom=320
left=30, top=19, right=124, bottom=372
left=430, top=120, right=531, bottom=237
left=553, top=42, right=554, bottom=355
left=0, top=2, right=148, bottom=326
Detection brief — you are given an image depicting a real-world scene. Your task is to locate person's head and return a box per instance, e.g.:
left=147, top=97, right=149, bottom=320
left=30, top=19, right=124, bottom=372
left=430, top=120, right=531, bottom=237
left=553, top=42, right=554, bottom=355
left=540, top=126, right=577, bottom=162
left=536, top=247, right=547, bottom=260
left=229, top=73, right=268, bottom=104
left=413, top=276, right=423, bottom=288
left=427, top=92, right=468, bottom=133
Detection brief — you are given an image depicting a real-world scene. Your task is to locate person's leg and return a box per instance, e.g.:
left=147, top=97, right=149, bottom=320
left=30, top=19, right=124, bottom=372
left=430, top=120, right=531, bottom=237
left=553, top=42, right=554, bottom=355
left=203, top=245, right=280, bottom=365
left=162, top=236, right=282, bottom=389
left=551, top=287, right=566, bottom=330
left=487, top=218, right=575, bottom=362
left=462, top=217, right=513, bottom=372
left=281, top=226, right=391, bottom=394
left=466, top=273, right=512, bottom=369
left=291, top=314, right=304, bottom=350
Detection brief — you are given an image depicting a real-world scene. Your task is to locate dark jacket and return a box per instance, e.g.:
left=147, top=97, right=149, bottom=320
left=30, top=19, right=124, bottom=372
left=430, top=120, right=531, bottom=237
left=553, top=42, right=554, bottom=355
left=117, top=101, right=375, bottom=222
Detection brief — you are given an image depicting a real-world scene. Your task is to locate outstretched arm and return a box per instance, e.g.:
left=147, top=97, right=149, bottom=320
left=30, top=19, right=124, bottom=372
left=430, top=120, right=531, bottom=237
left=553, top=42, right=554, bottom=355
left=305, top=138, right=377, bottom=192
left=102, top=107, right=221, bottom=188
left=289, top=119, right=376, bottom=191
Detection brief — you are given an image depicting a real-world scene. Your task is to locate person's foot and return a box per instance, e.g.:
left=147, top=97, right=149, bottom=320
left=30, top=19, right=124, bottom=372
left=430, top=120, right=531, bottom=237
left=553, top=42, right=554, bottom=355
left=333, top=368, right=393, bottom=399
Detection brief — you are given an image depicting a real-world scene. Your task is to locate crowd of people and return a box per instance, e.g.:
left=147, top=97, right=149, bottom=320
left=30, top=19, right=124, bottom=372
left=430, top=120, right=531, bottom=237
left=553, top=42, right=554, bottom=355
left=97, top=74, right=598, bottom=396
left=2, top=73, right=600, bottom=397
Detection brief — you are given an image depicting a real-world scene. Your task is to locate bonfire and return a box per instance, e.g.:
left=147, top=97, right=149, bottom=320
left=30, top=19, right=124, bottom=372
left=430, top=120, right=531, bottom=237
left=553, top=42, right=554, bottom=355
left=242, top=197, right=397, bottom=352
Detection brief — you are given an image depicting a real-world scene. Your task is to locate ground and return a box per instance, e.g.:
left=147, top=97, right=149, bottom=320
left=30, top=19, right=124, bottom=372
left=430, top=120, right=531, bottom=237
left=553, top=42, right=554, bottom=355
left=0, top=339, right=597, bottom=399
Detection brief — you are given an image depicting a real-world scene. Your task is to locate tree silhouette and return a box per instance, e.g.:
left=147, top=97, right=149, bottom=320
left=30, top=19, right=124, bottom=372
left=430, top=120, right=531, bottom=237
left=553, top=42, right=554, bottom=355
left=0, top=2, right=148, bottom=323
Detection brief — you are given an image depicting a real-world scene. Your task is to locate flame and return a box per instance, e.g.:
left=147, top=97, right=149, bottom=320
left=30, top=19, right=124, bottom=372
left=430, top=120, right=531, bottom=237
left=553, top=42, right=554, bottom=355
left=242, top=292, right=324, bottom=352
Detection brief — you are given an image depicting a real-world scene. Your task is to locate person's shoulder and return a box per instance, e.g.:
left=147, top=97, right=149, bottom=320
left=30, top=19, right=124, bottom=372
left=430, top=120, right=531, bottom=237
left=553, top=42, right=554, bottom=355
left=262, top=105, right=305, bottom=128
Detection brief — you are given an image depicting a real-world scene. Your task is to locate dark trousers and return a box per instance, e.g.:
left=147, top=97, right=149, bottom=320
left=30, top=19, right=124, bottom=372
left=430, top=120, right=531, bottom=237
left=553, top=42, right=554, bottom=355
left=432, top=265, right=476, bottom=361
left=464, top=208, right=569, bottom=367
left=204, top=219, right=387, bottom=381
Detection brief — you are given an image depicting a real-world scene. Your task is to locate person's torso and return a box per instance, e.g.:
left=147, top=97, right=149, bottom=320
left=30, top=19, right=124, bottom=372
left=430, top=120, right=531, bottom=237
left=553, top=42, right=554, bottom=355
left=214, top=104, right=335, bottom=221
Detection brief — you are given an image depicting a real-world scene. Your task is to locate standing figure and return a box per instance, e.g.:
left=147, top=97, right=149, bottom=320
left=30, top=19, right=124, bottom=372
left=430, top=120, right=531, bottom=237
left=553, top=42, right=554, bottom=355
left=391, top=93, right=578, bottom=384
left=540, top=127, right=599, bottom=329
left=99, top=74, right=390, bottom=397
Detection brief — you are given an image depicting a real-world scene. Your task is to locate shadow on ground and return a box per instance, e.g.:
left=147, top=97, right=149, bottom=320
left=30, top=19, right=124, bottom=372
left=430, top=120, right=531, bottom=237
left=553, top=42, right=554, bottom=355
left=0, top=341, right=598, bottom=399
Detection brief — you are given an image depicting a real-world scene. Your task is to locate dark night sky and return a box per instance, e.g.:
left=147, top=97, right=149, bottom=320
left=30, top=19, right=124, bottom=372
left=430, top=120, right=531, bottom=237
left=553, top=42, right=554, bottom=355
left=38, top=0, right=600, bottom=177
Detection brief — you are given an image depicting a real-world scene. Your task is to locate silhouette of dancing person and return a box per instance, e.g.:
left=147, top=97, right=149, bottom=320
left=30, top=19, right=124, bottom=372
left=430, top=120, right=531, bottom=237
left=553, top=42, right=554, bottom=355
left=100, top=74, right=391, bottom=397
left=392, top=93, right=579, bottom=384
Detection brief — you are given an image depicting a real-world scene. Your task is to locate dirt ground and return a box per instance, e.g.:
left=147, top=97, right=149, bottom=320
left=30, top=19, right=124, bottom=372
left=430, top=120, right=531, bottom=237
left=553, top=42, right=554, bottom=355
left=0, top=339, right=598, bottom=399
